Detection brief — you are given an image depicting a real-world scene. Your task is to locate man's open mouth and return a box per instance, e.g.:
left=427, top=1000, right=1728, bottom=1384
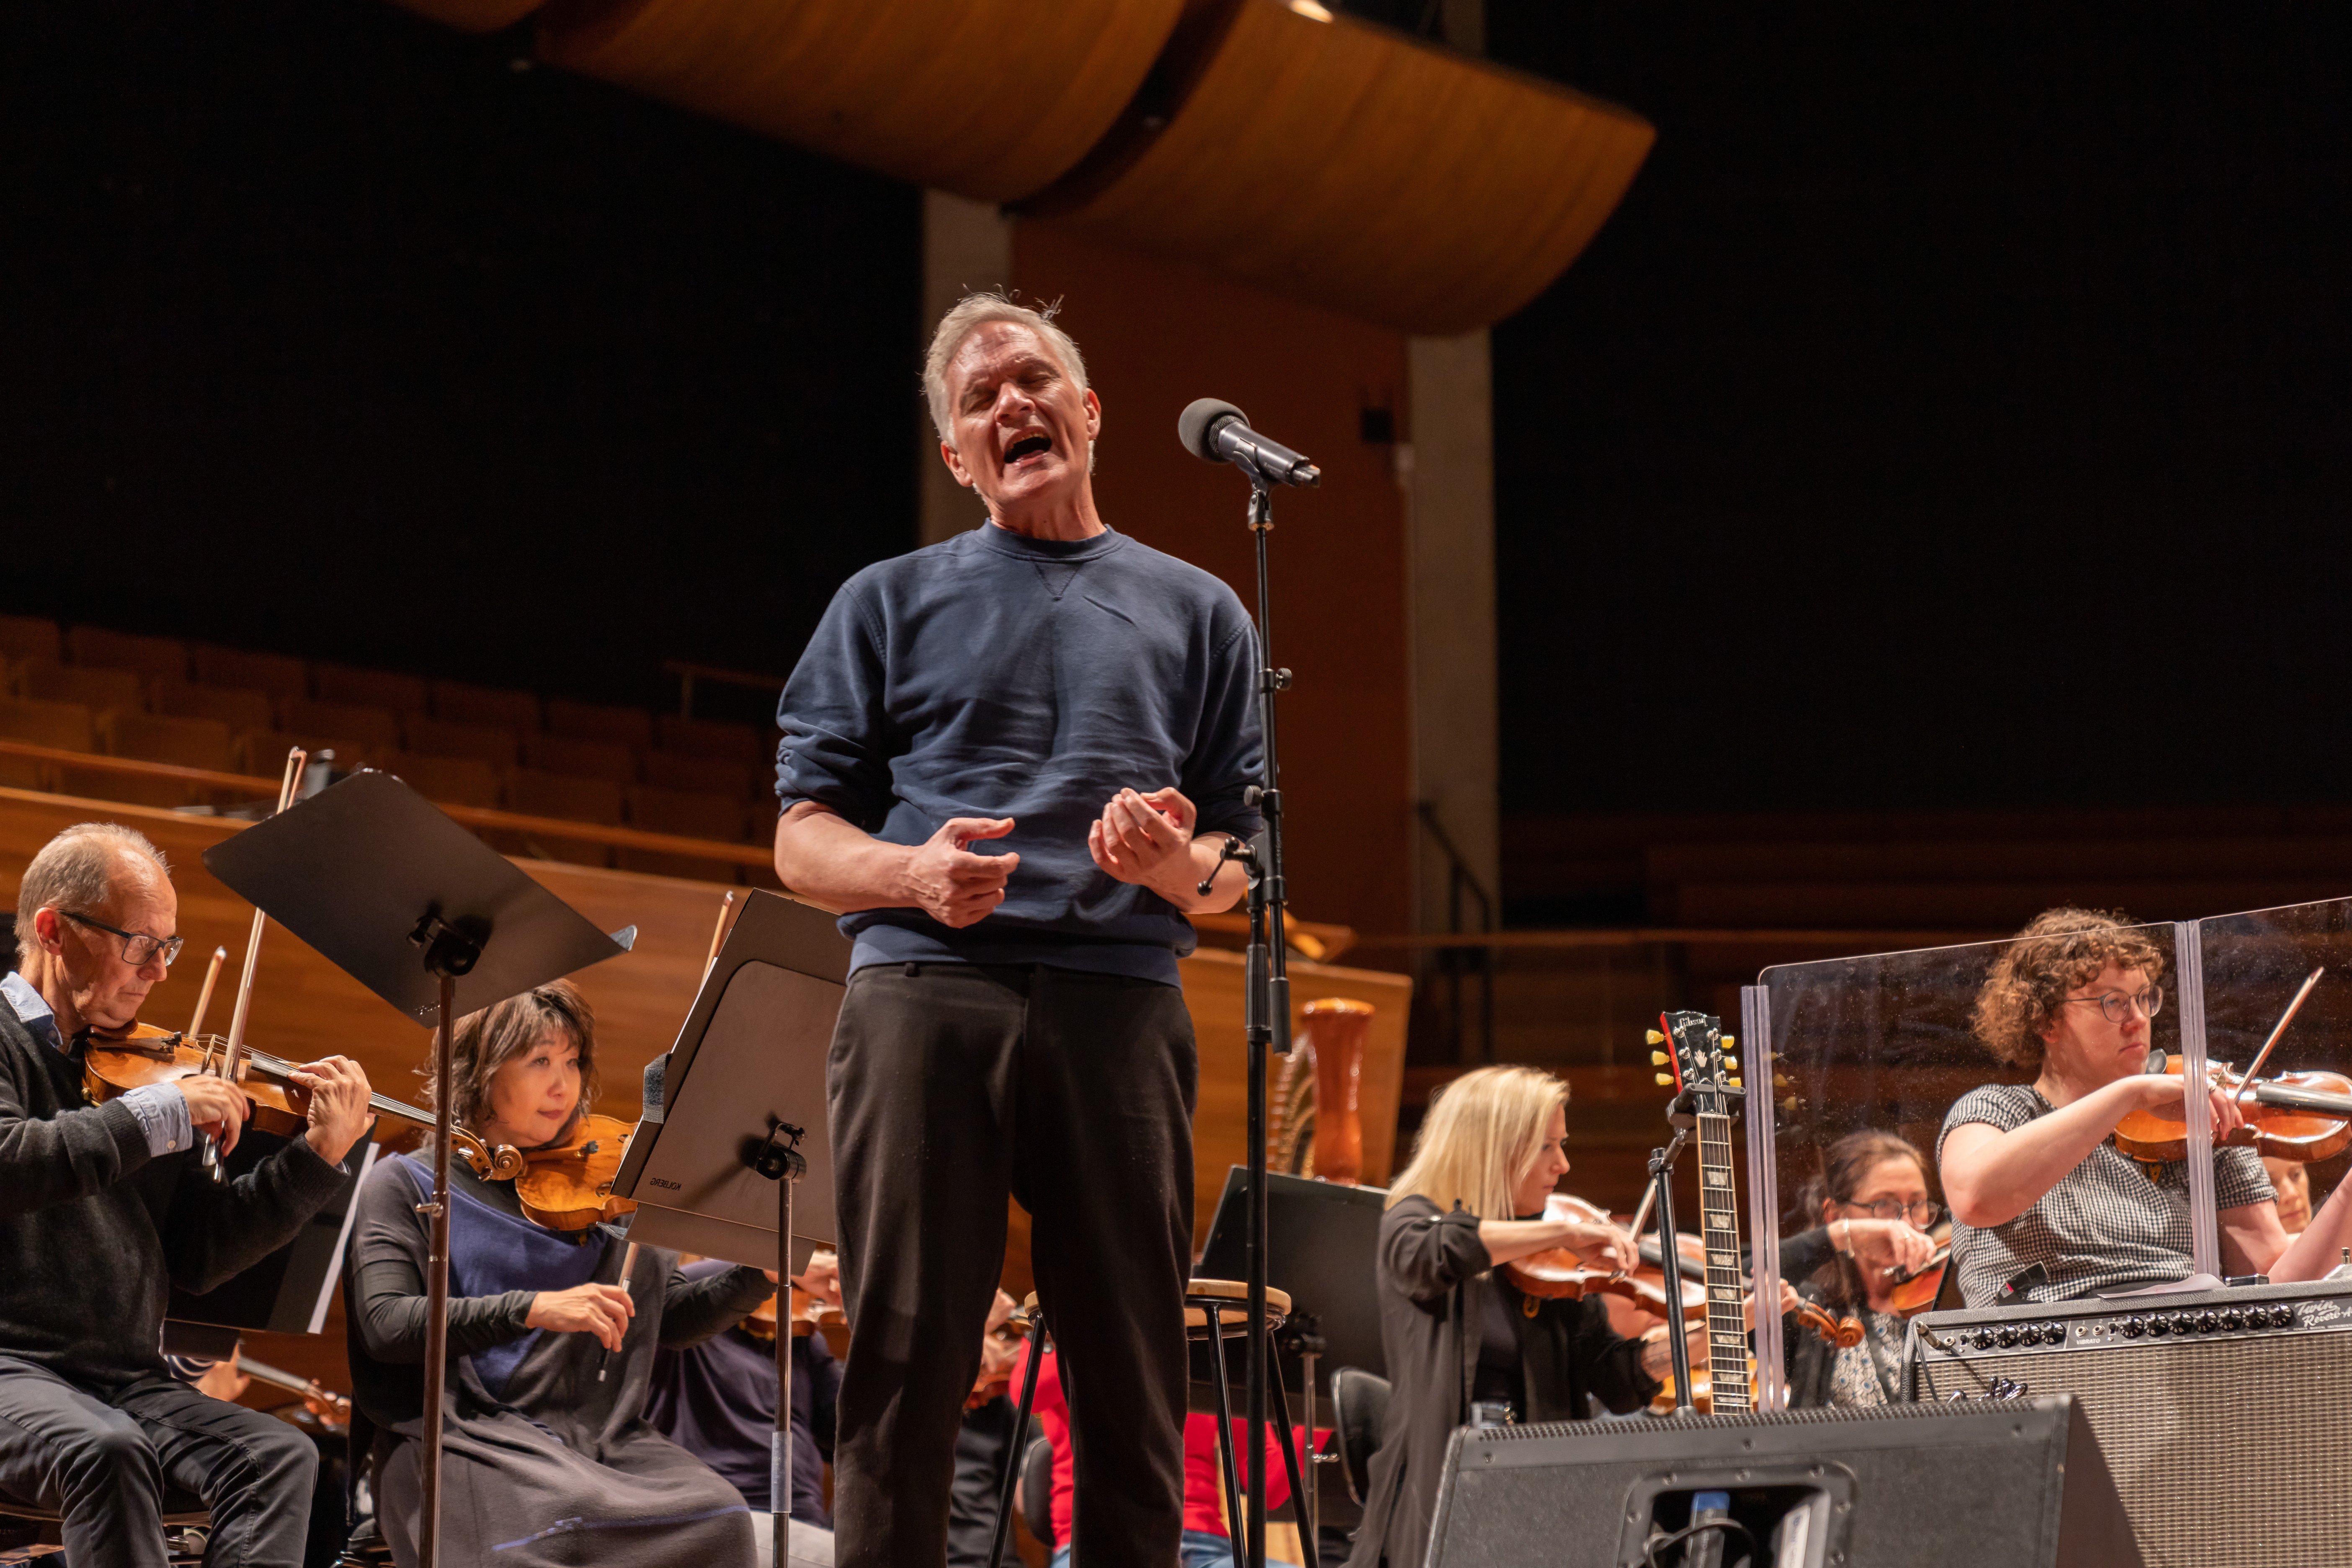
left=1005, top=433, right=1053, bottom=464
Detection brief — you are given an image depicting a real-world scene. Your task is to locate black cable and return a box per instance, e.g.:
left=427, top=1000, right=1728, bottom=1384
left=1642, top=1517, right=1759, bottom=1568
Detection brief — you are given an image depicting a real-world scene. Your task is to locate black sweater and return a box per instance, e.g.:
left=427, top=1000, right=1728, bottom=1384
left=1347, top=1195, right=1657, bottom=1568
left=0, top=1004, right=349, bottom=1390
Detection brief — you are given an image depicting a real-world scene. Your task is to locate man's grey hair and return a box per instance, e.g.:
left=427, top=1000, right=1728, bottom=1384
left=14, top=823, right=170, bottom=968
left=922, top=291, right=1091, bottom=444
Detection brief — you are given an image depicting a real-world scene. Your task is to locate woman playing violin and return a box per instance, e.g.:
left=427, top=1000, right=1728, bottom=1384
left=1940, top=908, right=2352, bottom=1307
left=1346, top=1066, right=1673, bottom=1568
left=1779, top=1131, right=1941, bottom=1407
left=344, top=981, right=773, bottom=1568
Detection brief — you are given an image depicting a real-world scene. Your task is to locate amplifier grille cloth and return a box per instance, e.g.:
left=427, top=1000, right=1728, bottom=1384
left=1921, top=1330, right=2352, bottom=1568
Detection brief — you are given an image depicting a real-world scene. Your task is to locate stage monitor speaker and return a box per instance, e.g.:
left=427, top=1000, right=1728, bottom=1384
left=1908, top=1277, right=2352, bottom=1568
left=1425, top=1395, right=2138, bottom=1568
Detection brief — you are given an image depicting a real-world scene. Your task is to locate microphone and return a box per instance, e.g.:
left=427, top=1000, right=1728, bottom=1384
left=1178, top=399, right=1321, bottom=488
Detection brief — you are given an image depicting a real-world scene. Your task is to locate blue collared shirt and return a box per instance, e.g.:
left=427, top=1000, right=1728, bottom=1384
left=2, top=970, right=192, bottom=1157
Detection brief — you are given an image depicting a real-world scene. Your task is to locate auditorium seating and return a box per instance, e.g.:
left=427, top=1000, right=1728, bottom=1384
left=0, top=696, right=93, bottom=791
left=402, top=715, right=521, bottom=771
left=0, top=614, right=62, bottom=663
left=0, top=614, right=779, bottom=880
left=10, top=658, right=144, bottom=716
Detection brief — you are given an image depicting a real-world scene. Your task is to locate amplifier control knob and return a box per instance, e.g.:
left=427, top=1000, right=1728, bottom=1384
left=1972, top=1331, right=1996, bottom=1350
left=2147, top=1316, right=2169, bottom=1336
left=2220, top=1309, right=2244, bottom=1331
left=1994, top=1326, right=2017, bottom=1347
left=2043, top=1323, right=2065, bottom=1344
left=2271, top=1305, right=2295, bottom=1328
left=2122, top=1316, right=2145, bottom=1338
left=2198, top=1312, right=2221, bottom=1333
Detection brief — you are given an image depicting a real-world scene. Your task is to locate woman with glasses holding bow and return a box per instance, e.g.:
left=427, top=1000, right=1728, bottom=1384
left=1777, top=1131, right=1943, bottom=1407
left=1940, top=908, right=2352, bottom=1306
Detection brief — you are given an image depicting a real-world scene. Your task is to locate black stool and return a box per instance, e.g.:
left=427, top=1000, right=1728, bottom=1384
left=1185, top=1279, right=1311, bottom=1568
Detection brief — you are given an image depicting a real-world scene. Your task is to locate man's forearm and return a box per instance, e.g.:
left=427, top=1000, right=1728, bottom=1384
left=1148, top=834, right=1246, bottom=914
left=773, top=805, right=915, bottom=914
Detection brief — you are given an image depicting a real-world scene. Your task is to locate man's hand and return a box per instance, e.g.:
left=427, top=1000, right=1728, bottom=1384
left=527, top=1284, right=636, bottom=1353
left=175, top=1077, right=249, bottom=1160
left=1087, top=787, right=1200, bottom=900
left=286, top=1056, right=375, bottom=1166
left=900, top=818, right=1018, bottom=928
left=795, top=1249, right=844, bottom=1310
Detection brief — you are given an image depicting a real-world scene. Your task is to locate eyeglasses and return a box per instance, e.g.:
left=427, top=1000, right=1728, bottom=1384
left=2062, top=986, right=2164, bottom=1024
left=1840, top=1198, right=1945, bottom=1227
left=60, top=910, right=185, bottom=968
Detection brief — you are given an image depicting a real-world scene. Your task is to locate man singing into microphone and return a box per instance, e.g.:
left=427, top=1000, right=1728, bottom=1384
left=772, top=294, right=1265, bottom=1567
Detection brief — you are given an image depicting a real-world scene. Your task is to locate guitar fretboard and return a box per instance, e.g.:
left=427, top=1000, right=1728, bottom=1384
left=1697, top=1107, right=1750, bottom=1412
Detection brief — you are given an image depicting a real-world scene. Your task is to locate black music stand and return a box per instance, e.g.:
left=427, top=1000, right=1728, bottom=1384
left=607, top=889, right=851, bottom=1568
left=1194, top=1168, right=1388, bottom=1540
left=201, top=769, right=633, bottom=1568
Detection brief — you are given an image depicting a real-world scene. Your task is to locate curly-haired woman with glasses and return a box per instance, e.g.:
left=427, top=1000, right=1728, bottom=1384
left=1939, top=908, right=2352, bottom=1305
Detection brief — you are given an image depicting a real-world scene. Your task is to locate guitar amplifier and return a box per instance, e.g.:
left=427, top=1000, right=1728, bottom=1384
left=1908, top=1277, right=2352, bottom=1568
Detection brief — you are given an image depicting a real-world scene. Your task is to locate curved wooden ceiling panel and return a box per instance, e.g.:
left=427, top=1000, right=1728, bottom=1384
left=1028, top=0, right=1657, bottom=335
left=534, top=0, right=1186, bottom=204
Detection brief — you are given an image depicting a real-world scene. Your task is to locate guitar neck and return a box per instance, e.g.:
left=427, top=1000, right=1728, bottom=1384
left=1695, top=1106, right=1750, bottom=1412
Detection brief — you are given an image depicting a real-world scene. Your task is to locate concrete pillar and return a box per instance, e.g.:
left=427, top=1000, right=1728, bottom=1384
left=919, top=191, right=1015, bottom=545
left=1405, top=329, right=1499, bottom=933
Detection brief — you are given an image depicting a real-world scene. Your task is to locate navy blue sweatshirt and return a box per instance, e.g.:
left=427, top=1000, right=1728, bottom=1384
left=774, top=524, right=1266, bottom=983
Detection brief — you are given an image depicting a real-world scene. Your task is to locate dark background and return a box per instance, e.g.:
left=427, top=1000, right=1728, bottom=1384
left=5, top=2, right=2346, bottom=802
left=0, top=0, right=918, bottom=718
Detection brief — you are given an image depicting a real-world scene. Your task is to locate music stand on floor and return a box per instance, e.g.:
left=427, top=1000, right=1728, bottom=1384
left=607, top=889, right=852, bottom=1568
left=202, top=769, right=634, bottom=1568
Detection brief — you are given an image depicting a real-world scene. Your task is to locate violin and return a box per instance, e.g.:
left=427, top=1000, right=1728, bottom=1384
left=80, top=1022, right=524, bottom=1184
left=1502, top=1196, right=1709, bottom=1320
left=511, top=1112, right=641, bottom=1232
left=237, top=1353, right=354, bottom=1432
left=741, top=1283, right=845, bottom=1341
left=1879, top=1219, right=1955, bottom=1318
left=1501, top=1198, right=1862, bottom=1349
left=513, top=892, right=740, bottom=1232
left=2111, top=1052, right=2352, bottom=1165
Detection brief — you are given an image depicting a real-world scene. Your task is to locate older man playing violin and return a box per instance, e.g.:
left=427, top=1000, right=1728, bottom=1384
left=0, top=821, right=373, bottom=1567
left=1941, top=907, right=2352, bottom=1307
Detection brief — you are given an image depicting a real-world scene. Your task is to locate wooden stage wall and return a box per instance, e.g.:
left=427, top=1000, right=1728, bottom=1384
left=0, top=788, right=1409, bottom=1389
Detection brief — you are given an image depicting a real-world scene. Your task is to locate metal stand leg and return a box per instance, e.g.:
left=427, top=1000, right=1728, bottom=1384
left=1204, top=1312, right=1251, bottom=1568
left=417, top=970, right=456, bottom=1568
left=1262, top=1345, right=1309, bottom=1544
left=773, top=1174, right=794, bottom=1568
left=984, top=1311, right=1049, bottom=1568
left=1651, top=1129, right=1696, bottom=1415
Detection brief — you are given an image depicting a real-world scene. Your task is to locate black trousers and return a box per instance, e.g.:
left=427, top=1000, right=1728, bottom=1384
left=828, top=963, right=1196, bottom=1568
left=0, top=1356, right=317, bottom=1567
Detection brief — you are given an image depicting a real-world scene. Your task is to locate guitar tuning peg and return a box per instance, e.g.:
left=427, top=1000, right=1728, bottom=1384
left=1729, top=1077, right=1743, bottom=1089
left=1650, top=1050, right=1669, bottom=1067
left=1724, top=1057, right=1739, bottom=1073
left=1721, top=1035, right=1735, bottom=1050
left=1654, top=1072, right=1674, bottom=1087
left=1645, top=1029, right=1666, bottom=1046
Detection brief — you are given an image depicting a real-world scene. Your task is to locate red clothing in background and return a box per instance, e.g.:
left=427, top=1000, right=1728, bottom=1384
left=1011, top=1341, right=1313, bottom=1545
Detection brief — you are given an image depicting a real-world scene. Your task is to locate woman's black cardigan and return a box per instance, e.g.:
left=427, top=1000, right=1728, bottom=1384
left=1344, top=1195, right=1657, bottom=1568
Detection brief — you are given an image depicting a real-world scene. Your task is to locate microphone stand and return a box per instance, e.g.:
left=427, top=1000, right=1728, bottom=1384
left=1199, top=462, right=1294, bottom=1568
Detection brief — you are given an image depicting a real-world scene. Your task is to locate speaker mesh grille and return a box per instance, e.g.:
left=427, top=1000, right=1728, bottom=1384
left=1924, top=1330, right=2352, bottom=1568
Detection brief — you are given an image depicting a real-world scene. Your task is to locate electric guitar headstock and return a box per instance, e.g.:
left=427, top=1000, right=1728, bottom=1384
left=1649, top=1009, right=1743, bottom=1117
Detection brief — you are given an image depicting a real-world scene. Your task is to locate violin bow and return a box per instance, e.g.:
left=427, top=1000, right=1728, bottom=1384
left=701, top=891, right=735, bottom=988
left=2234, top=966, right=2325, bottom=1101
left=203, top=749, right=307, bottom=1182
left=184, top=946, right=227, bottom=1040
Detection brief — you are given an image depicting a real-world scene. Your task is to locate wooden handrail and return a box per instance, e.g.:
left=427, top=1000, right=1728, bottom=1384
left=0, top=739, right=774, bottom=868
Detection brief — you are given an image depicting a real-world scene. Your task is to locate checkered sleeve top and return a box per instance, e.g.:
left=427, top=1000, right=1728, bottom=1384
left=1938, top=1083, right=2274, bottom=1307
